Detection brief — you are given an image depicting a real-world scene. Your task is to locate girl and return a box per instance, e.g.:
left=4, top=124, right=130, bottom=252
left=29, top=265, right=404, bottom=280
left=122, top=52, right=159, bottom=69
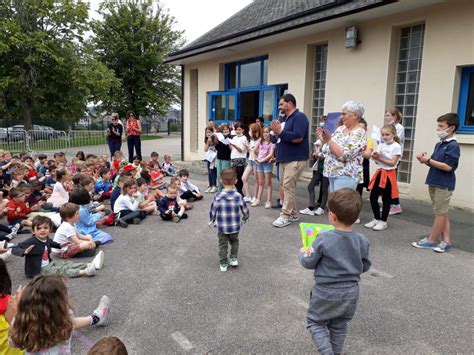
left=10, top=274, right=110, bottom=354
left=253, top=126, right=275, bottom=208
left=384, top=108, right=405, bottom=215
left=242, top=123, right=262, bottom=203
left=113, top=179, right=147, bottom=225
left=68, top=188, right=113, bottom=244
left=215, top=124, right=232, bottom=192
left=365, top=124, right=401, bottom=231
left=203, top=126, right=218, bottom=193
left=229, top=121, right=248, bottom=196
left=110, top=150, right=124, bottom=181
left=136, top=178, right=159, bottom=214
left=47, top=169, right=71, bottom=208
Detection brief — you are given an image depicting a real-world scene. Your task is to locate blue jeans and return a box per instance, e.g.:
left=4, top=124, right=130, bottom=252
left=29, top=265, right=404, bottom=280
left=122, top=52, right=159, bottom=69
left=329, top=176, right=358, bottom=192
left=207, top=161, right=217, bottom=187
left=108, top=141, right=122, bottom=159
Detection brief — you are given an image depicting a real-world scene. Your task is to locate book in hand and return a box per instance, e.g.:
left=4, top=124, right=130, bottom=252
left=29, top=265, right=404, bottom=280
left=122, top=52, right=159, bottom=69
left=323, top=112, right=342, bottom=133
left=299, top=222, right=335, bottom=248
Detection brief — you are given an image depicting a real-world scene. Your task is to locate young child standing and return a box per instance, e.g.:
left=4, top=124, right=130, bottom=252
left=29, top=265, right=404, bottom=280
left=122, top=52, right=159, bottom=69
left=11, top=216, right=102, bottom=278
left=158, top=185, right=187, bottom=222
left=364, top=124, right=401, bottom=231
left=215, top=123, right=232, bottom=192
left=209, top=168, right=249, bottom=272
left=242, top=123, right=262, bottom=203
left=299, top=189, right=371, bottom=354
left=412, top=113, right=460, bottom=253
left=229, top=121, right=248, bottom=196
left=253, top=126, right=275, bottom=208
left=203, top=126, right=218, bottom=193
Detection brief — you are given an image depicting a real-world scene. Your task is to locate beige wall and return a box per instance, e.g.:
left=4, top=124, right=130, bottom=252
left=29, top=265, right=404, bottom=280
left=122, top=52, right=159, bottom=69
left=182, top=0, right=474, bottom=209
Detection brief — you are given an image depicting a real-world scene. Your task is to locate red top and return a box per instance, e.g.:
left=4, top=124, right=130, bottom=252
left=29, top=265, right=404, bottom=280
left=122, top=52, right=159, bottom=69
left=6, top=199, right=32, bottom=222
left=0, top=294, right=10, bottom=315
left=27, top=168, right=38, bottom=180
left=126, top=118, right=140, bottom=136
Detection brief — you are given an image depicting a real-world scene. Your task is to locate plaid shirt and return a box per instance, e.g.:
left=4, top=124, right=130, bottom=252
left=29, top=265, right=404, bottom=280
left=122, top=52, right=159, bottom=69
left=209, top=189, right=249, bottom=234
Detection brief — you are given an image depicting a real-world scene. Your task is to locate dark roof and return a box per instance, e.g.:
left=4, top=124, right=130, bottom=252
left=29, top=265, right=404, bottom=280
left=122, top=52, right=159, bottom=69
left=167, top=0, right=394, bottom=62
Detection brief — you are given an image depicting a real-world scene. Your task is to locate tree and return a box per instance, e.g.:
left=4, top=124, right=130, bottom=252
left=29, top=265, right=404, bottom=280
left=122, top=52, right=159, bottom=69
left=92, top=0, right=184, bottom=119
left=0, top=0, right=117, bottom=130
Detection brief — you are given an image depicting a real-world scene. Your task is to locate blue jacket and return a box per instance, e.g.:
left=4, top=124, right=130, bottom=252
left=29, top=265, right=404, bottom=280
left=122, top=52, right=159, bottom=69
left=425, top=138, right=460, bottom=191
left=275, top=109, right=309, bottom=162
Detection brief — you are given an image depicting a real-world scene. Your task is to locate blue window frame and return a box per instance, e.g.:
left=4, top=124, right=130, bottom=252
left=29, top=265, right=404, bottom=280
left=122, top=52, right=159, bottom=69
left=209, top=92, right=237, bottom=122
left=457, top=66, right=474, bottom=133
left=225, top=56, right=268, bottom=90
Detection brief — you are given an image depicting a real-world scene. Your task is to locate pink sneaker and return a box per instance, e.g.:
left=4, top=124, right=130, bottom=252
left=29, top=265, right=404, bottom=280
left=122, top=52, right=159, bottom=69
left=389, top=205, right=402, bottom=215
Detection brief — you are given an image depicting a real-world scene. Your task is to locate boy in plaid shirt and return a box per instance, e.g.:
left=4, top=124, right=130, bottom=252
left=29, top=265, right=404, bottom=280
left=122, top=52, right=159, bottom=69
left=209, top=168, right=249, bottom=272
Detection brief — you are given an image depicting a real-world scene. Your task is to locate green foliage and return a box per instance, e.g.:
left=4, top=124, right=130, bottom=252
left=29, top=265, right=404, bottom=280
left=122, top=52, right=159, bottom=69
left=92, top=1, right=184, bottom=118
left=0, top=0, right=117, bottom=129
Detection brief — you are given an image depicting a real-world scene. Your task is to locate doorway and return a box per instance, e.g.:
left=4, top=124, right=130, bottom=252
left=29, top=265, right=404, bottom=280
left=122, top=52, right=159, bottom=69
left=239, top=91, right=259, bottom=127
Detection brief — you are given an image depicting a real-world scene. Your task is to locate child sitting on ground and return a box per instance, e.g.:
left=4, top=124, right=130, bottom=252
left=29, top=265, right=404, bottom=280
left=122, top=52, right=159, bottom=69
left=149, top=161, right=166, bottom=190
left=113, top=179, right=147, bottom=226
left=131, top=156, right=143, bottom=179
left=162, top=154, right=178, bottom=176
left=9, top=274, right=110, bottom=354
left=7, top=187, right=45, bottom=228
left=299, top=189, right=371, bottom=354
left=52, top=202, right=101, bottom=259
left=209, top=168, right=249, bottom=271
left=136, top=178, right=158, bottom=215
left=47, top=169, right=71, bottom=208
left=12, top=216, right=103, bottom=278
left=94, top=167, right=113, bottom=202
left=147, top=151, right=161, bottom=169
left=158, top=184, right=187, bottom=222
left=178, top=169, right=203, bottom=202
left=88, top=336, right=128, bottom=355
left=170, top=177, right=193, bottom=210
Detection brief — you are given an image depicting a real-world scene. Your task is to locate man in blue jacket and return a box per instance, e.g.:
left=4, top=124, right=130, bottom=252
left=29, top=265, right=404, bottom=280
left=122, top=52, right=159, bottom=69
left=271, top=94, right=309, bottom=228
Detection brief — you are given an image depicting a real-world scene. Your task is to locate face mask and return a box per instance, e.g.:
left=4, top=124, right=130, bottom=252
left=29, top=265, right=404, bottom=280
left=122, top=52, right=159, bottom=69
left=437, top=129, right=450, bottom=139
left=319, top=122, right=325, bottom=128
left=236, top=132, right=243, bottom=137
left=387, top=120, right=395, bottom=125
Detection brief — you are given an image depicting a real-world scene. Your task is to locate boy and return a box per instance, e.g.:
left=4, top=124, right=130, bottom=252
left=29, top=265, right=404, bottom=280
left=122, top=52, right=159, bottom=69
left=412, top=113, right=461, bottom=253
left=52, top=203, right=100, bottom=259
left=147, top=151, right=161, bottom=168
left=162, top=154, right=178, bottom=176
left=178, top=169, right=203, bottom=202
left=6, top=187, right=44, bottom=227
left=94, top=167, right=112, bottom=202
left=11, top=215, right=103, bottom=278
left=299, top=188, right=371, bottom=354
left=158, top=185, right=187, bottom=222
left=209, top=168, right=249, bottom=272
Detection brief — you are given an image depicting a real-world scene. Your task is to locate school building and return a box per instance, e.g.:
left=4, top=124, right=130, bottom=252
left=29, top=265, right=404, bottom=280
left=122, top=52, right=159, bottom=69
left=166, top=0, right=474, bottom=209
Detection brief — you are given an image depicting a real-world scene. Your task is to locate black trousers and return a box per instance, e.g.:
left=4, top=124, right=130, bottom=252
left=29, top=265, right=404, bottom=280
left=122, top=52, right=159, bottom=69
left=127, top=135, right=142, bottom=162
left=369, top=173, right=392, bottom=222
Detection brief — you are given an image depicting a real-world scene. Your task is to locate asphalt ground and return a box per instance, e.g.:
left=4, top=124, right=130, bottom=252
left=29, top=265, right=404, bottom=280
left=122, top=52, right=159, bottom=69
left=5, top=173, right=473, bottom=354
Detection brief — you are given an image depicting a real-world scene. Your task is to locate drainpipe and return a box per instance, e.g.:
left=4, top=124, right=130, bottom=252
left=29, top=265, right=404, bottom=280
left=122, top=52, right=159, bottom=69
left=180, top=64, right=184, bottom=162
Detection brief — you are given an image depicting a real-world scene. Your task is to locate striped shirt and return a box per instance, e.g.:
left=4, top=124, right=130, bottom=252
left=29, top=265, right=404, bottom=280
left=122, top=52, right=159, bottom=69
left=209, top=189, right=249, bottom=234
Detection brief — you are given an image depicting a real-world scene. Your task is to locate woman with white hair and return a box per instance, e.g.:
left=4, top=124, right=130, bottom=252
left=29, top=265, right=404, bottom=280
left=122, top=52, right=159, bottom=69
left=319, top=100, right=366, bottom=192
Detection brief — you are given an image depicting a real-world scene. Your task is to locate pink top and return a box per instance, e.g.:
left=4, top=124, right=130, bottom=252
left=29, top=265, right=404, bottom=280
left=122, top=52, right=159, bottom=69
left=126, top=118, right=140, bottom=136
left=47, top=182, right=69, bottom=208
left=256, top=141, right=275, bottom=161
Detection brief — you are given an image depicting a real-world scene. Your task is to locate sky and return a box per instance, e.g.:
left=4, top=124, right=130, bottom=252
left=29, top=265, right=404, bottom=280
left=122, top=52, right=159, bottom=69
left=87, top=0, right=253, bottom=44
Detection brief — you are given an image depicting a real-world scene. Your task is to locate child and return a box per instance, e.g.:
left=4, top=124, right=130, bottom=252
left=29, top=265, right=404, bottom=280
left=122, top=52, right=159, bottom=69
left=178, top=169, right=203, bottom=202
left=131, top=155, right=143, bottom=179
left=69, top=188, right=113, bottom=244
left=147, top=151, right=161, bottom=169
left=242, top=123, right=262, bottom=203
left=52, top=202, right=100, bottom=259
left=136, top=178, right=158, bottom=214
left=215, top=124, right=232, bottom=191
left=253, top=126, right=275, bottom=208
left=6, top=187, right=45, bottom=227
left=10, top=274, right=110, bottom=353
left=299, top=189, right=371, bottom=354
left=364, top=124, right=401, bottom=231
left=111, top=175, right=129, bottom=212
left=11, top=216, right=102, bottom=278
left=88, top=336, right=128, bottom=355
left=203, top=126, right=218, bottom=193
left=162, top=154, right=178, bottom=176
left=9, top=168, right=26, bottom=188
left=412, top=113, right=460, bottom=253
left=357, top=118, right=373, bottom=197
left=110, top=150, right=124, bottom=179
left=113, top=180, right=147, bottom=225
left=47, top=169, right=70, bottom=208
left=149, top=161, right=166, bottom=190
left=229, top=121, right=248, bottom=196
left=384, top=108, right=405, bottom=215
left=0, top=151, right=17, bottom=183
left=158, top=185, right=187, bottom=222
left=209, top=168, right=249, bottom=271
left=94, top=167, right=113, bottom=202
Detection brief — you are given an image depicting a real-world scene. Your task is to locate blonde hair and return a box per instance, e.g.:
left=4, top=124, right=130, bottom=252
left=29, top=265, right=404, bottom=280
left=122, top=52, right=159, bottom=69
left=262, top=126, right=272, bottom=142
left=248, top=123, right=262, bottom=140
left=381, top=124, right=400, bottom=144
left=386, top=107, right=402, bottom=123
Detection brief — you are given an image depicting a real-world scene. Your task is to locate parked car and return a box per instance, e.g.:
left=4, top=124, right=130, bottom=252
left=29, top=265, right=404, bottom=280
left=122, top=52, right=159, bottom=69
left=7, top=126, right=26, bottom=141
left=12, top=124, right=53, bottom=140
left=0, top=128, right=8, bottom=141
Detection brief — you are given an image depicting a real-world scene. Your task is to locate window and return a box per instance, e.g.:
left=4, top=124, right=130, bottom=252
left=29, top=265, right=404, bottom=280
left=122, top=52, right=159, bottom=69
left=394, top=24, right=425, bottom=183
left=225, top=56, right=268, bottom=89
left=311, top=44, right=328, bottom=143
left=457, top=66, right=474, bottom=133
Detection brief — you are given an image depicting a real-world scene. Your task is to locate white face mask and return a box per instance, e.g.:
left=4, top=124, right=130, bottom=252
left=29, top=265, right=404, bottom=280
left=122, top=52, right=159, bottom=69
left=319, top=122, right=325, bottom=127
left=437, top=129, right=450, bottom=139
left=387, top=119, right=395, bottom=125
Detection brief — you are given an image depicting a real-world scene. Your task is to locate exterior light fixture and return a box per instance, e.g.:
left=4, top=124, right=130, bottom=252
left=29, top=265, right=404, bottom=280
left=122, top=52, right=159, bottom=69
left=345, top=26, right=360, bottom=48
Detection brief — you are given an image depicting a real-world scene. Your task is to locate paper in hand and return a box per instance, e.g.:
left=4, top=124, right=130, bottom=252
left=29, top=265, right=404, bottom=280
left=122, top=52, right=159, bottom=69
left=215, top=132, right=225, bottom=141
left=371, top=125, right=381, bottom=141
left=323, top=112, right=341, bottom=133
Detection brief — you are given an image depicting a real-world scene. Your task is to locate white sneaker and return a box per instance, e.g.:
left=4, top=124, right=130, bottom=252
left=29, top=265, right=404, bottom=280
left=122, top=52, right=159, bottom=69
left=250, top=196, right=257, bottom=204
left=251, top=199, right=260, bottom=207
left=204, top=187, right=212, bottom=193
left=373, top=220, right=388, bottom=231
left=0, top=249, right=11, bottom=261
left=264, top=201, right=272, bottom=209
left=355, top=218, right=361, bottom=224
left=314, top=207, right=325, bottom=216
left=243, top=196, right=252, bottom=203
left=273, top=216, right=291, bottom=228
left=364, top=219, right=379, bottom=229
left=299, top=208, right=315, bottom=216
left=11, top=223, right=21, bottom=235
left=92, top=250, right=104, bottom=270
left=210, top=186, right=217, bottom=193
left=92, top=295, right=110, bottom=326
left=84, top=263, right=96, bottom=276
left=229, top=258, right=238, bottom=267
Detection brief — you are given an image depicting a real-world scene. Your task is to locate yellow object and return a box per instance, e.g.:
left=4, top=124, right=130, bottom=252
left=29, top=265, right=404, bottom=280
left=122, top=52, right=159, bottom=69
left=0, top=315, right=24, bottom=355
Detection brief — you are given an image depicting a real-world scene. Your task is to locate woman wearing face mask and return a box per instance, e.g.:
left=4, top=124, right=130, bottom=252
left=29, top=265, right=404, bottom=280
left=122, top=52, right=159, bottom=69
left=384, top=108, right=405, bottom=215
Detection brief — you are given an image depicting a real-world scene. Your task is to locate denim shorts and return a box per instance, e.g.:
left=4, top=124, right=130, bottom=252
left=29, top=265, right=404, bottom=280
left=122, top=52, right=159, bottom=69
left=257, top=162, right=274, bottom=173
left=247, top=160, right=257, bottom=169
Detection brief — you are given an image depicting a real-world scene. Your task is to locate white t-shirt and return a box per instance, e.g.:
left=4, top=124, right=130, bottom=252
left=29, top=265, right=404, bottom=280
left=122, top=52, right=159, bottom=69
left=53, top=221, right=77, bottom=253
left=114, top=194, right=140, bottom=213
left=375, top=141, right=402, bottom=170
left=230, top=135, right=248, bottom=160
left=248, top=138, right=258, bottom=161
left=40, top=242, right=49, bottom=268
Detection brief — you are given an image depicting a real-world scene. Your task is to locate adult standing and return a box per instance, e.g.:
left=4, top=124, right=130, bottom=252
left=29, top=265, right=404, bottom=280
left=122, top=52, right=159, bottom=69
left=271, top=94, right=309, bottom=228
left=319, top=100, right=366, bottom=192
left=106, top=113, right=123, bottom=159
left=126, top=111, right=142, bottom=163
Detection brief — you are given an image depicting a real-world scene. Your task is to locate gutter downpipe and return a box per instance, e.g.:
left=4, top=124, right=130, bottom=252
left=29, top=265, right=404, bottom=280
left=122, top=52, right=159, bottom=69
left=180, top=64, right=184, bottom=162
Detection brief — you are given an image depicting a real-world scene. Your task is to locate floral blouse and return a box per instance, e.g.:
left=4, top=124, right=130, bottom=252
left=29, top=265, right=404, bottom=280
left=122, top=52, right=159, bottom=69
left=323, top=125, right=366, bottom=183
